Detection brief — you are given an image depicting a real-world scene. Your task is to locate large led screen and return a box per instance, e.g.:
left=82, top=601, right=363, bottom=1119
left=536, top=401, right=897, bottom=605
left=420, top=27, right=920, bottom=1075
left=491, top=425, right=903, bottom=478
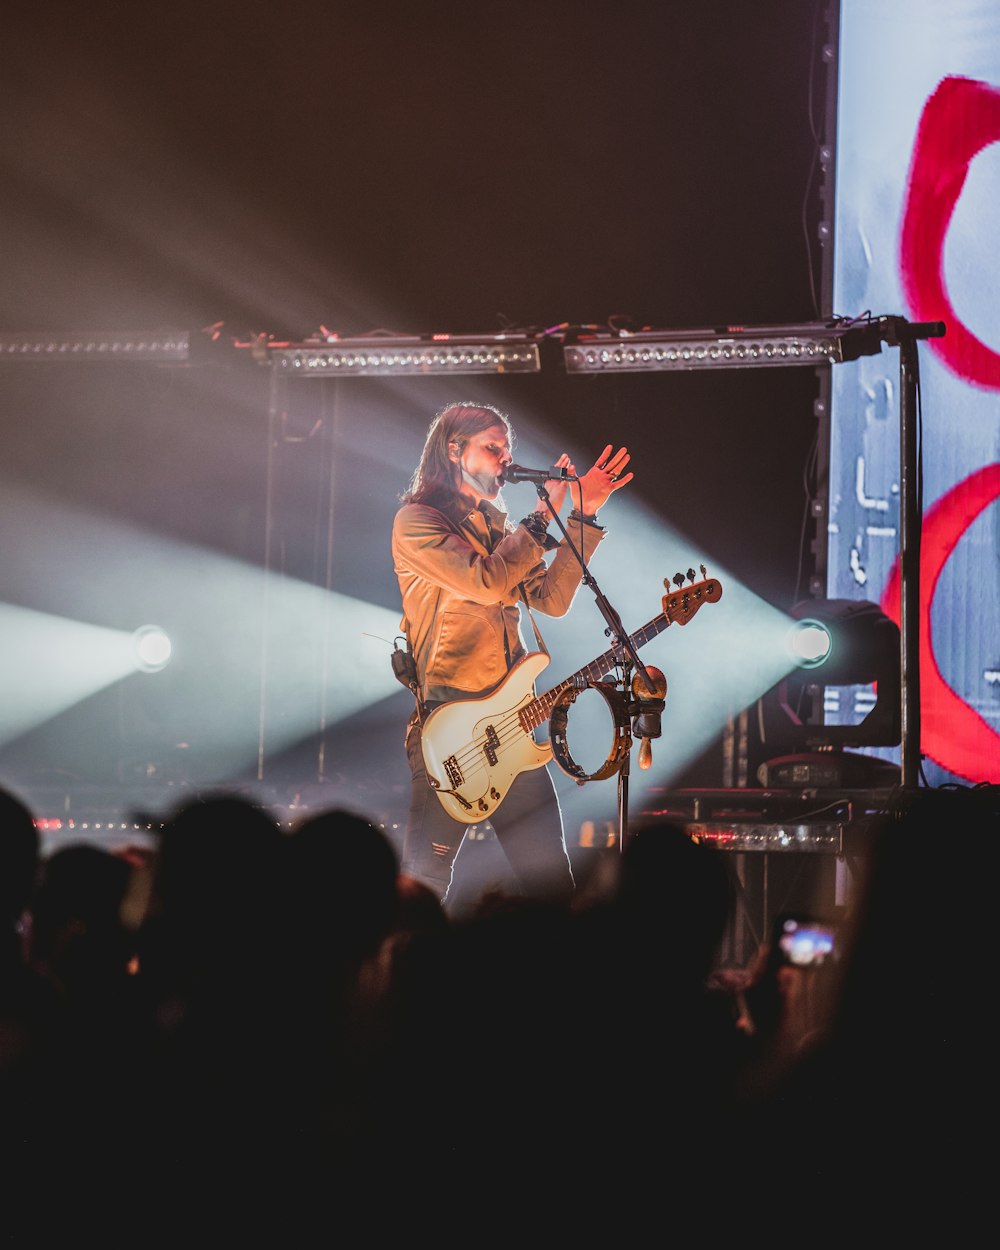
left=831, top=0, right=1000, bottom=785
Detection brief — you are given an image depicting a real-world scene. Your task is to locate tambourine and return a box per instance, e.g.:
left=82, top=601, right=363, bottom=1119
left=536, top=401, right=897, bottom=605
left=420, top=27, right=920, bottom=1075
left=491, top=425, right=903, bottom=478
left=549, top=680, right=632, bottom=783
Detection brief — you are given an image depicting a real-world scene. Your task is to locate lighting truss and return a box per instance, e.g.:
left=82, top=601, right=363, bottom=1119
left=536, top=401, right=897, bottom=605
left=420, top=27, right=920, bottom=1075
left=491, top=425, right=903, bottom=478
left=266, top=333, right=541, bottom=376
left=562, top=321, right=885, bottom=373
left=0, top=331, right=190, bottom=363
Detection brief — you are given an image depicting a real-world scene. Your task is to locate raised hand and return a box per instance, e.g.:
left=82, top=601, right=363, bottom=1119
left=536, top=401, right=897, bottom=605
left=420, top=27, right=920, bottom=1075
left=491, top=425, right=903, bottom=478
left=576, top=445, right=633, bottom=516
left=542, top=452, right=576, bottom=515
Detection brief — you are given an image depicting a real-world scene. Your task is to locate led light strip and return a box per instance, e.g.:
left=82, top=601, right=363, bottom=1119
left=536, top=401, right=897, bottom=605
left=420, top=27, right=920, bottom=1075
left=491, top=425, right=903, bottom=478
left=562, top=325, right=855, bottom=373
left=269, top=336, right=541, bottom=376
left=0, top=332, right=190, bottom=362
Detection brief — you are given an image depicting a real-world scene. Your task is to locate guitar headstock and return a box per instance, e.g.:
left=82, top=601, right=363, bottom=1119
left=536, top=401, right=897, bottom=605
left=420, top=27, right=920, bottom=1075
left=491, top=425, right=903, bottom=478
left=663, top=565, right=723, bottom=624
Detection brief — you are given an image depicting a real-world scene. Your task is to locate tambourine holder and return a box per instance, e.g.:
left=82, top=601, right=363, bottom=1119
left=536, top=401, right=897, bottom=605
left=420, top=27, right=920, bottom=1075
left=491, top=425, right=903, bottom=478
left=533, top=482, right=650, bottom=851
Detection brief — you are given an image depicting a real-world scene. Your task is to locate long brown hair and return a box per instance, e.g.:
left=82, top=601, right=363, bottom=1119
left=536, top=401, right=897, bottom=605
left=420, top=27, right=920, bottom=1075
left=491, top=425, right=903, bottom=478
left=401, top=402, right=513, bottom=510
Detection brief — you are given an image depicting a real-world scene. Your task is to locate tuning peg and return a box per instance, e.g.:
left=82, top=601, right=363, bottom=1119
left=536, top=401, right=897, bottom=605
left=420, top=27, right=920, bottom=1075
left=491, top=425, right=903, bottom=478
left=700, top=563, right=707, bottom=579
left=687, top=567, right=696, bottom=583
left=672, top=572, right=685, bottom=590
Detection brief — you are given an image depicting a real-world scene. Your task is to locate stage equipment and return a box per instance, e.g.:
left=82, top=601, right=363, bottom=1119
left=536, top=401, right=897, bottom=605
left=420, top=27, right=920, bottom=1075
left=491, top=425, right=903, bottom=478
left=631, top=665, right=667, bottom=771
left=264, top=332, right=541, bottom=376
left=757, top=598, right=901, bottom=788
left=550, top=681, right=632, bottom=784
left=561, top=319, right=887, bottom=374
left=561, top=314, right=938, bottom=791
left=132, top=625, right=172, bottom=673
left=0, top=331, right=190, bottom=363
left=639, top=784, right=894, bottom=967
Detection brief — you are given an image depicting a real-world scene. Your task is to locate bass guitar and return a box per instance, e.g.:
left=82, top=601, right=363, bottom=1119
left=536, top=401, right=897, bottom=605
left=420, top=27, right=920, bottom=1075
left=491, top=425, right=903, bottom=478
left=421, top=569, right=722, bottom=823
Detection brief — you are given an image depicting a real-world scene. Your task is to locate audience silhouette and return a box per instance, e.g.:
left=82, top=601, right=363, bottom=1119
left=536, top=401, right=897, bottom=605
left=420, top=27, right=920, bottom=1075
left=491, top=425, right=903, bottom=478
left=278, top=805, right=403, bottom=1167
left=730, top=785, right=999, bottom=1229
left=128, top=794, right=302, bottom=1200
left=1, top=778, right=996, bottom=1231
left=0, top=788, right=53, bottom=1166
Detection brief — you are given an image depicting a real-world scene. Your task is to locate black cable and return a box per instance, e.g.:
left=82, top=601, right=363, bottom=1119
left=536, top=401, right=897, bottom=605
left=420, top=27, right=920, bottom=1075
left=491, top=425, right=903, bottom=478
left=801, top=0, right=832, bottom=320
left=793, top=423, right=820, bottom=606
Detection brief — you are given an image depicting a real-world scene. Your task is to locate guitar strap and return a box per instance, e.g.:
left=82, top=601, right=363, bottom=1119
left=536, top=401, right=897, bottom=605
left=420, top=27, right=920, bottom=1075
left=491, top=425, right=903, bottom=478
left=517, top=581, right=551, bottom=660
left=480, top=499, right=552, bottom=664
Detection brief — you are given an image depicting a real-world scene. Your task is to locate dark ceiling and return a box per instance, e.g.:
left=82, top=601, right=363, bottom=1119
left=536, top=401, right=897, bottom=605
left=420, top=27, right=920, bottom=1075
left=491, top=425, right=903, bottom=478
left=1, top=1, right=830, bottom=337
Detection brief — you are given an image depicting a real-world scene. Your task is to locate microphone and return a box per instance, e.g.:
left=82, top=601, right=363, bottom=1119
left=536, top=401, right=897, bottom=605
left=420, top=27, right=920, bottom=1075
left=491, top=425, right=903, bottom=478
left=503, top=463, right=577, bottom=484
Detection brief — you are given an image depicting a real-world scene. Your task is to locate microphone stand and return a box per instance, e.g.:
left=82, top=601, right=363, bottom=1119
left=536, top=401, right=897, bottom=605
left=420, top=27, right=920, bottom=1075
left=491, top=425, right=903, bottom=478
left=533, top=481, right=654, bottom=852
left=877, top=316, right=944, bottom=790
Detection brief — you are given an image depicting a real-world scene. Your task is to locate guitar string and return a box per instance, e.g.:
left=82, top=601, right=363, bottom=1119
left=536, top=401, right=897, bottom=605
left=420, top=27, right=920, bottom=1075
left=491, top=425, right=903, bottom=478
left=440, top=625, right=657, bottom=780
left=440, top=670, right=627, bottom=796
left=442, top=703, right=543, bottom=778
left=438, top=672, right=584, bottom=784
left=438, top=615, right=676, bottom=779
left=435, top=584, right=716, bottom=792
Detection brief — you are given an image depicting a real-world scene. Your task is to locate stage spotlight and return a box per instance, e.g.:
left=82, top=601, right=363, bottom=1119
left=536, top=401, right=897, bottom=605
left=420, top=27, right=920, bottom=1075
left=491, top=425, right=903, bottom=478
left=786, top=617, right=833, bottom=668
left=757, top=598, right=902, bottom=788
left=133, top=625, right=172, bottom=673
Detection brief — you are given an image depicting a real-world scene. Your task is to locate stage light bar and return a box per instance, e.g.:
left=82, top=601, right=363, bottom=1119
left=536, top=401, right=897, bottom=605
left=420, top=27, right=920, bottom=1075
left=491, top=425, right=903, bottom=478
left=562, top=321, right=885, bottom=374
left=0, top=331, right=190, bottom=363
left=268, top=334, right=541, bottom=376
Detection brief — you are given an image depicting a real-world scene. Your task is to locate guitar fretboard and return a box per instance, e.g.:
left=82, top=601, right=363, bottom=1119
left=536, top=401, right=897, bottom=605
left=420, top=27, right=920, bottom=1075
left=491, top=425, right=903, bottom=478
left=516, top=576, right=720, bottom=732
left=520, top=612, right=670, bottom=731
left=515, top=575, right=720, bottom=730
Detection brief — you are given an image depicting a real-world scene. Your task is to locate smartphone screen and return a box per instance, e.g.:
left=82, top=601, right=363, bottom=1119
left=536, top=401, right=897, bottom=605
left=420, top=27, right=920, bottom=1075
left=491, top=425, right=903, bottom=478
left=774, top=913, right=838, bottom=968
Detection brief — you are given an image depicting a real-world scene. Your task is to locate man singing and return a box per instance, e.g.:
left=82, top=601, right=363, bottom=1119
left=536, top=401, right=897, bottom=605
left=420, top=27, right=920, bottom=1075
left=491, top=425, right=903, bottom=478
left=391, top=400, right=632, bottom=908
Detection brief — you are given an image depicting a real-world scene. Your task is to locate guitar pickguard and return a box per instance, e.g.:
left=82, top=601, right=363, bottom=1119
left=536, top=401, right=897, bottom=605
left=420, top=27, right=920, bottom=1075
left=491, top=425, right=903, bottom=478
left=421, top=653, right=552, bottom=823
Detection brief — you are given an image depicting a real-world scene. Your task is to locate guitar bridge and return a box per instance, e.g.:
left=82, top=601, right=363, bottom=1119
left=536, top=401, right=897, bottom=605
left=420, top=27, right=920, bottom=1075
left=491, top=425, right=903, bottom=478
left=444, top=755, right=464, bottom=788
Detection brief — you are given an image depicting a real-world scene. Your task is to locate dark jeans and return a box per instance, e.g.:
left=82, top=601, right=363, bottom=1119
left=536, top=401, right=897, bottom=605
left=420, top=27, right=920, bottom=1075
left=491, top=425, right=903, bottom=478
left=402, top=717, right=575, bottom=909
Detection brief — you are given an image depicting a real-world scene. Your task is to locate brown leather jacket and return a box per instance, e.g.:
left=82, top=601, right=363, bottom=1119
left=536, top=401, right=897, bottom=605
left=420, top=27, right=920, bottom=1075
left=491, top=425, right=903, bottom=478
left=392, top=496, right=605, bottom=706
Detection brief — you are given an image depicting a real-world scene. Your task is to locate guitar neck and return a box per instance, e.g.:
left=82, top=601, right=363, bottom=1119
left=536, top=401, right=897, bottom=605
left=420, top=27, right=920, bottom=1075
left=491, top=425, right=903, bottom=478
left=523, top=611, right=671, bottom=730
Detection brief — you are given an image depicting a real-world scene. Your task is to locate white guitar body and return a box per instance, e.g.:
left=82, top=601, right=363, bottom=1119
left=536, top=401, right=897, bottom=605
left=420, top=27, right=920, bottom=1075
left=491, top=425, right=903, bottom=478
left=421, top=652, right=553, bottom=823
